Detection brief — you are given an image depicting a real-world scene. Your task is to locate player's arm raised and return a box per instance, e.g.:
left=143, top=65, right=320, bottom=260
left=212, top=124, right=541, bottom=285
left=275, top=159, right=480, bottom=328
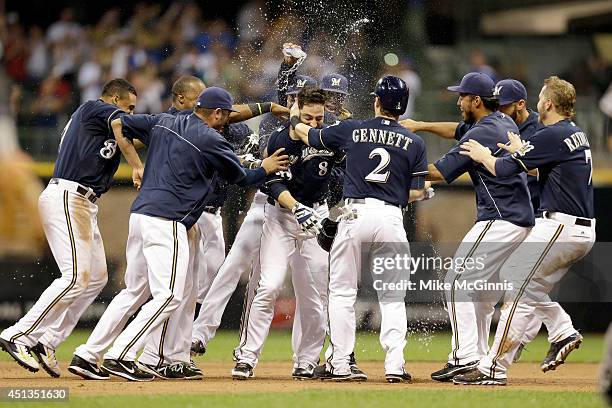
left=400, top=118, right=459, bottom=139
left=229, top=102, right=289, bottom=123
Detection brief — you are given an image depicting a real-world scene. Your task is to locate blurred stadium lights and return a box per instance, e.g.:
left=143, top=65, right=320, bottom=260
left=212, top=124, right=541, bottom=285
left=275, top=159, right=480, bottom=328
left=481, top=0, right=612, bottom=35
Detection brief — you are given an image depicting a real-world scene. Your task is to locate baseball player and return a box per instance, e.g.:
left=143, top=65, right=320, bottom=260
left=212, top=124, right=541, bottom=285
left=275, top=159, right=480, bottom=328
left=189, top=45, right=344, bottom=367
left=455, top=76, right=595, bottom=385
left=402, top=79, right=552, bottom=362
left=309, top=72, right=369, bottom=378
left=494, top=79, right=545, bottom=362
left=400, top=73, right=534, bottom=383
left=290, top=76, right=430, bottom=382
left=320, top=73, right=352, bottom=120
left=232, top=88, right=339, bottom=380
left=134, top=76, right=287, bottom=379
left=68, top=87, right=288, bottom=381
left=0, top=79, right=138, bottom=378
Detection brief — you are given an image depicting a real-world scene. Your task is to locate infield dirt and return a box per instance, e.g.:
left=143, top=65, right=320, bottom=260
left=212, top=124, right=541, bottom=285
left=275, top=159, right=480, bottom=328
left=0, top=361, right=598, bottom=395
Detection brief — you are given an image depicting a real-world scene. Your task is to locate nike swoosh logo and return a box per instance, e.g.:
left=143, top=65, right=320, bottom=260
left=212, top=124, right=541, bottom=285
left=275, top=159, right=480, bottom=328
left=119, top=362, right=135, bottom=374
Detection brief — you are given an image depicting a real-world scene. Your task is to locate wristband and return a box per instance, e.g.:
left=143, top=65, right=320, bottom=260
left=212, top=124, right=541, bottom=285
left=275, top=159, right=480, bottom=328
left=290, top=115, right=301, bottom=129
left=248, top=102, right=272, bottom=116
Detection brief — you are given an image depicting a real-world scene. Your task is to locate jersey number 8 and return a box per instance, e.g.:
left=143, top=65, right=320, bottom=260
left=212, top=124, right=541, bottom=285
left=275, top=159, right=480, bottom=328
left=365, top=148, right=390, bottom=183
left=318, top=161, right=329, bottom=176
left=100, top=139, right=118, bottom=159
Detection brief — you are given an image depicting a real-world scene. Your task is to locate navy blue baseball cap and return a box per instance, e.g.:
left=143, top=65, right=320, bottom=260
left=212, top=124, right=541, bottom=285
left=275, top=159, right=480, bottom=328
left=447, top=72, right=495, bottom=98
left=286, top=75, right=317, bottom=95
left=196, top=87, right=238, bottom=112
left=494, top=79, right=528, bottom=105
left=321, top=73, right=350, bottom=95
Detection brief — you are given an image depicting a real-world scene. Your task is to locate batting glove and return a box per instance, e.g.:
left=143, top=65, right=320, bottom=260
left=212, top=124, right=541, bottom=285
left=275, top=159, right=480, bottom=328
left=329, top=203, right=358, bottom=222
left=292, top=202, right=321, bottom=236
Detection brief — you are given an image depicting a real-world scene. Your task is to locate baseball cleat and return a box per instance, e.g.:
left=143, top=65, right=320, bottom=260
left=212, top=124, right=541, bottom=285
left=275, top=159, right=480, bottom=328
left=0, top=337, right=39, bottom=373
left=541, top=332, right=583, bottom=373
left=385, top=369, right=412, bottom=383
left=292, top=362, right=316, bottom=380
left=232, top=362, right=254, bottom=380
left=178, top=361, right=203, bottom=380
left=100, top=359, right=155, bottom=382
left=431, top=360, right=479, bottom=382
left=68, top=355, right=109, bottom=380
left=190, top=340, right=206, bottom=356
left=312, top=365, right=353, bottom=382
left=513, top=342, right=526, bottom=363
left=349, top=364, right=368, bottom=381
left=186, top=359, right=204, bottom=380
left=349, top=352, right=368, bottom=381
left=136, top=362, right=178, bottom=379
left=453, top=367, right=507, bottom=386
left=31, top=342, right=60, bottom=378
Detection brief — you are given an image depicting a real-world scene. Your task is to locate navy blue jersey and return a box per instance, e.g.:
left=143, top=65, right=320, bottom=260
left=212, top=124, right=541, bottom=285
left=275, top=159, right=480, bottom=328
left=166, top=106, right=181, bottom=115
left=52, top=99, right=127, bottom=196
left=204, top=123, right=255, bottom=208
left=437, top=111, right=534, bottom=227
left=495, top=119, right=594, bottom=219
left=518, top=110, right=543, bottom=213
left=307, top=117, right=428, bottom=207
left=120, top=113, right=266, bottom=229
left=266, top=125, right=337, bottom=206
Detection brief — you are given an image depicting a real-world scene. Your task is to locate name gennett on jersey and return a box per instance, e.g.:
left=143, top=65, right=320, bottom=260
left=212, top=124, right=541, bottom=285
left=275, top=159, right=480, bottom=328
left=351, top=125, right=414, bottom=151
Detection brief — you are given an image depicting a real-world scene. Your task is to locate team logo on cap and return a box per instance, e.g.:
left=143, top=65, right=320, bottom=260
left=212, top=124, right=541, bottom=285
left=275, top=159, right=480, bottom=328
left=493, top=85, right=503, bottom=97
left=297, top=79, right=307, bottom=88
left=331, top=77, right=341, bottom=87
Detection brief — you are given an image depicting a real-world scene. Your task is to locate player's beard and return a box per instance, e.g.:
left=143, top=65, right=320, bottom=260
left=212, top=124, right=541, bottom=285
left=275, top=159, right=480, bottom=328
left=507, top=105, right=519, bottom=122
left=463, top=109, right=476, bottom=124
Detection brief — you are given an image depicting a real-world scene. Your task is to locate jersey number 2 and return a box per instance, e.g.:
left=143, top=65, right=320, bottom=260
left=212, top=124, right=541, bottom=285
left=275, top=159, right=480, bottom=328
left=365, top=148, right=390, bottom=183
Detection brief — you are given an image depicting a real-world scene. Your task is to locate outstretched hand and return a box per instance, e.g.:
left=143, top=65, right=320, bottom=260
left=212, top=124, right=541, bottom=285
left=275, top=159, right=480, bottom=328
left=261, top=148, right=289, bottom=174
left=497, top=131, right=524, bottom=154
left=399, top=118, right=421, bottom=132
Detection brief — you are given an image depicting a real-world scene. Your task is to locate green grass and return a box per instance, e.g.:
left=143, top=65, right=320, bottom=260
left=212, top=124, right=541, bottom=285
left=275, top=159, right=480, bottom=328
left=4, top=390, right=607, bottom=408
left=1, top=329, right=601, bottom=364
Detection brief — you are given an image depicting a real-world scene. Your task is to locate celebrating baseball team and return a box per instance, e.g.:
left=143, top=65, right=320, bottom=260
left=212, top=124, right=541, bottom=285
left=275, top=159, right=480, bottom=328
left=0, top=41, right=596, bottom=386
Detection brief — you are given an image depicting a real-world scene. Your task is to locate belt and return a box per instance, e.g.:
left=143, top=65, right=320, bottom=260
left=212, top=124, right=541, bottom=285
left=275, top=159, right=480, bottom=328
left=49, top=178, right=98, bottom=204
left=266, top=196, right=325, bottom=208
left=543, top=211, right=592, bottom=227
left=202, top=206, right=220, bottom=214
left=346, top=198, right=401, bottom=208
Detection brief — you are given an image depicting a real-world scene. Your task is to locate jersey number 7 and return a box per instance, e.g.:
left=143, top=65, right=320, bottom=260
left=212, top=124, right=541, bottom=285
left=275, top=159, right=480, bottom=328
left=585, top=149, right=593, bottom=185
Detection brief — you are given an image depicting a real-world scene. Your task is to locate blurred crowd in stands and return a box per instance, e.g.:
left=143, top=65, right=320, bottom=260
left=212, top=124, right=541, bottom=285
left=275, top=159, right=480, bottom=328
left=1, top=2, right=378, bottom=130
left=2, top=1, right=612, bottom=152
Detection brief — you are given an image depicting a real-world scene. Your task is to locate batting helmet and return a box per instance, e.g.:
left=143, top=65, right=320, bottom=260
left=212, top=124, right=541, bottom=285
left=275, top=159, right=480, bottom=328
left=371, top=75, right=409, bottom=116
